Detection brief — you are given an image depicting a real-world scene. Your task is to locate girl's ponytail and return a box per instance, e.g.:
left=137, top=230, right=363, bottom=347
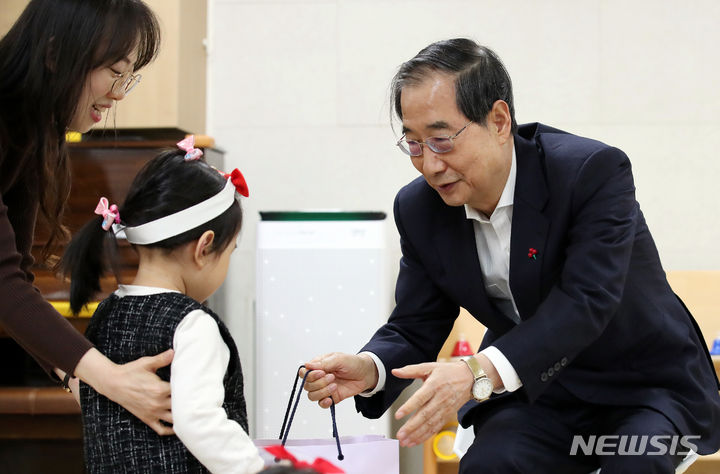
left=60, top=215, right=118, bottom=314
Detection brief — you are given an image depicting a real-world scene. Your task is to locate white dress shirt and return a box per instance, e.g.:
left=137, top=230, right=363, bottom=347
left=115, top=285, right=264, bottom=474
left=362, top=146, right=523, bottom=397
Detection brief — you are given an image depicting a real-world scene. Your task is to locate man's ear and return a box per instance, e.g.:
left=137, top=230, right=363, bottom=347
left=489, top=100, right=512, bottom=144
left=193, top=230, right=216, bottom=268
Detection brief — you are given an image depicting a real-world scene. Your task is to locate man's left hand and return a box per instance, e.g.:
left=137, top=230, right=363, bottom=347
left=392, top=361, right=474, bottom=447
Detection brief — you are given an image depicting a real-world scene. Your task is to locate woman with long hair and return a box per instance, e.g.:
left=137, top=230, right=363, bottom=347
left=0, top=0, right=174, bottom=434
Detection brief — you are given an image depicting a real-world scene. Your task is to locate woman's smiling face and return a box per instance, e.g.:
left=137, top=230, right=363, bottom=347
left=68, top=51, right=138, bottom=133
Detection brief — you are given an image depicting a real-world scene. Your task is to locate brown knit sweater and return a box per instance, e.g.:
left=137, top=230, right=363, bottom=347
left=0, top=169, right=93, bottom=375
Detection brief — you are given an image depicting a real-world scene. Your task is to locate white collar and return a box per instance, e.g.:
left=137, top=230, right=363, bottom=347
left=115, top=284, right=182, bottom=298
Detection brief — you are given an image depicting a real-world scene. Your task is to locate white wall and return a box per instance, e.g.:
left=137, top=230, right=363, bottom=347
left=207, top=0, right=720, bottom=442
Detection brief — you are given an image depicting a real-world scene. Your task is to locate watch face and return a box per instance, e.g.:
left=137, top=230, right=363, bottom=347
left=473, top=377, right=493, bottom=400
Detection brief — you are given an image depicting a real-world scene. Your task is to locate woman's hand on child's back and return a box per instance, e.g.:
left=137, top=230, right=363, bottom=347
left=114, top=348, right=175, bottom=435
left=75, top=347, right=175, bottom=435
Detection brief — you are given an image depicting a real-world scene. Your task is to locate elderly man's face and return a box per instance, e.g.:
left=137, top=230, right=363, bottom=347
left=399, top=72, right=512, bottom=215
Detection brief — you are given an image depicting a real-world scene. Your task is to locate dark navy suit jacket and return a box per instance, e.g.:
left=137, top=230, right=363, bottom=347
left=356, top=123, right=720, bottom=453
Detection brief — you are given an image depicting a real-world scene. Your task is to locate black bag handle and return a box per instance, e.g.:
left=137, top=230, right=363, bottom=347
left=279, top=365, right=344, bottom=461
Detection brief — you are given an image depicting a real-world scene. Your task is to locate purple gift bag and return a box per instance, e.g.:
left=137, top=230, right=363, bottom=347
left=254, top=436, right=399, bottom=474
left=255, top=366, right=399, bottom=474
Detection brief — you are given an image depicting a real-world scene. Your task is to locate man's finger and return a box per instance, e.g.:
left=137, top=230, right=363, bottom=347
left=391, top=362, right=434, bottom=380
left=306, top=354, right=324, bottom=365
left=398, top=408, right=444, bottom=446
left=304, top=354, right=331, bottom=371
left=305, top=353, right=347, bottom=373
left=399, top=416, right=437, bottom=447
left=306, top=382, right=337, bottom=402
left=303, top=370, right=330, bottom=384
left=395, top=384, right=433, bottom=419
left=302, top=372, right=335, bottom=393
left=319, top=396, right=335, bottom=409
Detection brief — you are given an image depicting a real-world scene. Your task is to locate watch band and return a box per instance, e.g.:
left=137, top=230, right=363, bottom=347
left=462, top=356, right=493, bottom=402
left=462, top=356, right=486, bottom=381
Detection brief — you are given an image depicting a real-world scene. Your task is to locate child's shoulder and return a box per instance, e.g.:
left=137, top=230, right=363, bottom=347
left=158, top=292, right=218, bottom=319
left=95, top=290, right=210, bottom=318
left=92, top=293, right=120, bottom=315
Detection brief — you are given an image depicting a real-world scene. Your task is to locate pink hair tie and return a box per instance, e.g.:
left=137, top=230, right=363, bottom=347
left=177, top=135, right=203, bottom=161
left=94, top=197, right=120, bottom=231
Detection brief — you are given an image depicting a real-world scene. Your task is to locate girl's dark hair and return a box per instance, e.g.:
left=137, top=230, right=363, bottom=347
left=390, top=38, right=517, bottom=134
left=0, top=0, right=160, bottom=263
left=61, top=150, right=243, bottom=314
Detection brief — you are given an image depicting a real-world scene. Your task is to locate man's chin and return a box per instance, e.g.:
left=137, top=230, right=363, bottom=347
left=438, top=194, right=467, bottom=208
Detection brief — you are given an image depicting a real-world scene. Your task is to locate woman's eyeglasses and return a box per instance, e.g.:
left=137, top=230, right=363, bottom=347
left=111, top=72, right=142, bottom=96
left=396, top=121, right=473, bottom=157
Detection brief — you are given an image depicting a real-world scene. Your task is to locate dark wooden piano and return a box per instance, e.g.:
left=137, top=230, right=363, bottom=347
left=0, top=129, right=223, bottom=472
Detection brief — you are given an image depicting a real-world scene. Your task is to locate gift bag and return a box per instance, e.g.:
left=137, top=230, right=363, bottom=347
left=255, top=435, right=399, bottom=474
left=255, top=366, right=399, bottom=474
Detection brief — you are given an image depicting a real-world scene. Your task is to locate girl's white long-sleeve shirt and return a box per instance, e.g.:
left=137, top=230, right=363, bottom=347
left=116, top=285, right=264, bottom=474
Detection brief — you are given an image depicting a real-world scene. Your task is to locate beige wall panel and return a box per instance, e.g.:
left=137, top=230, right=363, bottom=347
left=115, top=0, right=180, bottom=129
left=176, top=0, right=206, bottom=133
left=0, top=0, right=27, bottom=36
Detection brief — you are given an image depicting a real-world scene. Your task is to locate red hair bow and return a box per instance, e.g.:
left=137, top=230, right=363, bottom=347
left=223, top=168, right=249, bottom=197
left=263, top=445, right=344, bottom=473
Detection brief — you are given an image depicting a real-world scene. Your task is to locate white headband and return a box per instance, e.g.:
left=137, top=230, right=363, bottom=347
left=113, top=179, right=236, bottom=245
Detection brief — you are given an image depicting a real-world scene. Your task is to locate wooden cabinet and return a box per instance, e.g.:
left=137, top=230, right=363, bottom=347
left=0, top=0, right=208, bottom=133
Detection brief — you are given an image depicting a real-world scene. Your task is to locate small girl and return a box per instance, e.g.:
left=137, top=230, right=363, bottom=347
left=61, top=137, right=264, bottom=473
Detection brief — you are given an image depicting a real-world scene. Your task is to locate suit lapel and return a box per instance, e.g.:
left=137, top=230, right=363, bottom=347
left=509, top=133, right=550, bottom=320
left=431, top=204, right=481, bottom=288
left=432, top=198, right=517, bottom=334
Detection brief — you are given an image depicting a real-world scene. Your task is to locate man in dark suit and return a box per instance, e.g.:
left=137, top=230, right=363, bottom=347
left=303, top=38, right=720, bottom=473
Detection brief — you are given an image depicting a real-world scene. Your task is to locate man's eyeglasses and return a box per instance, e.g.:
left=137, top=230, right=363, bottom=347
left=396, top=121, right=473, bottom=157
left=111, top=72, right=142, bottom=96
